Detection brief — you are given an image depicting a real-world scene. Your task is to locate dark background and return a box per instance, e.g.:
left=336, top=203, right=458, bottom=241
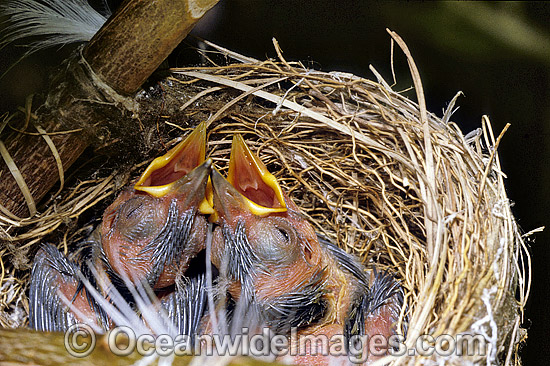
left=1, top=1, right=548, bottom=363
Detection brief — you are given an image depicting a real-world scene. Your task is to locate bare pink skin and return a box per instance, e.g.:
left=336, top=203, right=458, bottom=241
left=55, top=273, right=111, bottom=329
left=101, top=189, right=206, bottom=289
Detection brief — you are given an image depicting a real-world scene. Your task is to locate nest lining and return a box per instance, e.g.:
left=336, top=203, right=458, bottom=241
left=0, top=37, right=530, bottom=365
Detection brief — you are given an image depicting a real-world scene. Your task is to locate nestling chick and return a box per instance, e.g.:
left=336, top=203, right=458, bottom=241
left=98, top=122, right=212, bottom=289
left=29, top=122, right=213, bottom=331
left=209, top=134, right=405, bottom=364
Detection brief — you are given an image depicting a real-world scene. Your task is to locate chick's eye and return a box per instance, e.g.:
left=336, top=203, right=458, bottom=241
left=116, top=197, right=157, bottom=240
left=253, top=221, right=298, bottom=263
left=276, top=227, right=290, bottom=242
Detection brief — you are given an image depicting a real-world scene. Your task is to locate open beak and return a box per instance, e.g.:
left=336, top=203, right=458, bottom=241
left=224, top=134, right=286, bottom=216
left=134, top=121, right=213, bottom=214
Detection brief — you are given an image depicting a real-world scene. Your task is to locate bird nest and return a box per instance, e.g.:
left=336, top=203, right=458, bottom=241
left=0, top=35, right=530, bottom=365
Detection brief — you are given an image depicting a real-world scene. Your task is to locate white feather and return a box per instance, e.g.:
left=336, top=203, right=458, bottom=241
left=0, top=0, right=109, bottom=52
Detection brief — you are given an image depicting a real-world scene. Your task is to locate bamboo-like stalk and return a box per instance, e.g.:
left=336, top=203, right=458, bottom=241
left=84, top=0, right=219, bottom=95
left=0, top=328, right=278, bottom=366
left=0, top=328, right=146, bottom=366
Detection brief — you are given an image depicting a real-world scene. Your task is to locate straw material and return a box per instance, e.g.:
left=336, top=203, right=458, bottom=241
left=0, top=35, right=530, bottom=365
